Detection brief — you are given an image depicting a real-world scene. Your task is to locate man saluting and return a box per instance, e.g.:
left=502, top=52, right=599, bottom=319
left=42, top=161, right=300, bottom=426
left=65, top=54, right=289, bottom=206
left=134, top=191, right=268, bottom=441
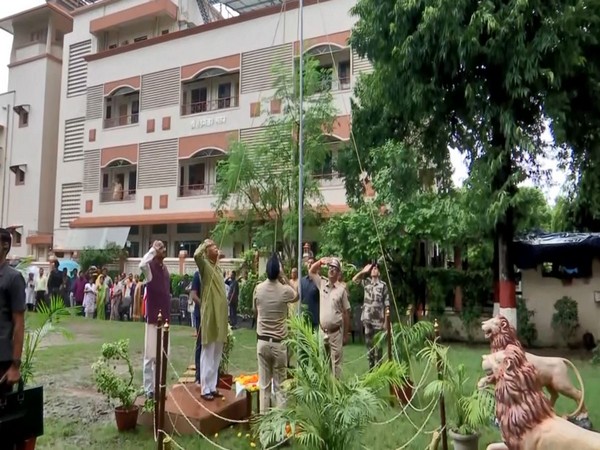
left=194, top=239, right=228, bottom=401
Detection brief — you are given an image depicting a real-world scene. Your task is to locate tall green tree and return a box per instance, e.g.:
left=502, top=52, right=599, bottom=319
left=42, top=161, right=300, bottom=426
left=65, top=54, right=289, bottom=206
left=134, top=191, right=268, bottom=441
left=213, top=58, right=338, bottom=261
left=348, top=0, right=600, bottom=315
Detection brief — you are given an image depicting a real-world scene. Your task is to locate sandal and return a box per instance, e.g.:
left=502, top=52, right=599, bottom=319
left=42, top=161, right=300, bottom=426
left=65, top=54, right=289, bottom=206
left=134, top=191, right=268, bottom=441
left=201, top=393, right=215, bottom=401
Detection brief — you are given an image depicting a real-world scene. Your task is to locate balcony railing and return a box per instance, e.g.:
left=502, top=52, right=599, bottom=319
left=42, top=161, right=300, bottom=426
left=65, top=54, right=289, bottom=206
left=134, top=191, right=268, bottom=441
left=103, top=114, right=139, bottom=129
left=314, top=172, right=343, bottom=186
left=181, top=96, right=239, bottom=116
left=319, top=77, right=351, bottom=92
left=100, top=188, right=137, bottom=203
left=178, top=183, right=218, bottom=197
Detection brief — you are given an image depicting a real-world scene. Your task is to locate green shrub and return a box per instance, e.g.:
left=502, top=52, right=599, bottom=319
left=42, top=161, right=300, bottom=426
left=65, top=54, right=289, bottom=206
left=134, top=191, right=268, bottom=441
left=551, top=296, right=579, bottom=346
left=516, top=297, right=537, bottom=347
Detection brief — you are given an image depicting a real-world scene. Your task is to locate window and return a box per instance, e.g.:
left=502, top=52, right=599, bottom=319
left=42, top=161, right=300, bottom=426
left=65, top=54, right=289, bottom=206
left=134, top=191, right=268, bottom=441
left=217, top=83, right=232, bottom=109
left=12, top=230, right=21, bottom=246
left=134, top=36, right=148, bottom=43
left=103, top=88, right=140, bottom=128
left=181, top=70, right=239, bottom=115
left=11, top=166, right=26, bottom=185
left=152, top=224, right=167, bottom=234
left=128, top=241, right=140, bottom=257
left=175, top=241, right=201, bottom=257
left=338, top=61, right=351, bottom=89
left=177, top=223, right=202, bottom=234
left=129, top=225, right=139, bottom=236
left=161, top=29, right=170, bottom=35
left=191, top=87, right=207, bottom=113
left=19, top=111, right=29, bottom=128
left=100, top=160, right=137, bottom=202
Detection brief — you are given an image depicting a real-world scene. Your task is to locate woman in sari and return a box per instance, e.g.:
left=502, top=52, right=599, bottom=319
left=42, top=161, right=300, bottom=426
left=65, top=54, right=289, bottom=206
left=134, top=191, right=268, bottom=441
left=96, top=274, right=107, bottom=320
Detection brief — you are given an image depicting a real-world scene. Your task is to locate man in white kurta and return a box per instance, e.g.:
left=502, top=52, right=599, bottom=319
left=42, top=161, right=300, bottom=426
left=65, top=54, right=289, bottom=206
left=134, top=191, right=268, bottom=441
left=139, top=240, right=171, bottom=398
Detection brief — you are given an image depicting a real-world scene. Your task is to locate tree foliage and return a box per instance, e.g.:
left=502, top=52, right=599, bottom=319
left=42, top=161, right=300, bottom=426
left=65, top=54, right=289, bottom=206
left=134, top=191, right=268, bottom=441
left=213, top=58, right=338, bottom=261
left=78, top=243, right=126, bottom=272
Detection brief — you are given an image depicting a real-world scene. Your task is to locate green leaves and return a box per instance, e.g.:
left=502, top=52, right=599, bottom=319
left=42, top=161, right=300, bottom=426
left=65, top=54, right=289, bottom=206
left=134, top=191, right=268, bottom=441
left=22, top=296, right=76, bottom=386
left=253, top=316, right=409, bottom=449
left=91, top=339, right=142, bottom=408
left=419, top=340, right=495, bottom=434
left=213, top=57, right=339, bottom=261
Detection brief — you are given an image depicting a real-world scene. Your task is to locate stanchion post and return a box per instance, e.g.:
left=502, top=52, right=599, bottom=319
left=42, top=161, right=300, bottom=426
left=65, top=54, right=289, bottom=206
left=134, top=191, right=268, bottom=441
left=157, top=321, right=170, bottom=450
left=434, top=319, right=448, bottom=450
left=386, top=307, right=395, bottom=406
left=154, top=312, right=163, bottom=442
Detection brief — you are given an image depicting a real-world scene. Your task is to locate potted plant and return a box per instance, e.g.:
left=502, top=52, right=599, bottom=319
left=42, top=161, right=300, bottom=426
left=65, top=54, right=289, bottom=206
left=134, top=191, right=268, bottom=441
left=217, top=325, right=235, bottom=390
left=420, top=342, right=495, bottom=450
left=17, top=295, right=75, bottom=450
left=376, top=320, right=433, bottom=404
left=254, top=316, right=409, bottom=448
left=92, top=339, right=143, bottom=431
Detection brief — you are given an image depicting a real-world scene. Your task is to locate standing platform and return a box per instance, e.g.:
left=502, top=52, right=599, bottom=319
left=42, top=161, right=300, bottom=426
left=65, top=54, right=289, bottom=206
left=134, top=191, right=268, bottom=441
left=137, top=383, right=249, bottom=436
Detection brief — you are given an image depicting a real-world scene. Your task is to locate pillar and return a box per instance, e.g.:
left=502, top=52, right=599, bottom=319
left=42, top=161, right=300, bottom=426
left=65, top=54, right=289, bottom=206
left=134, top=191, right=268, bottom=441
left=453, top=246, right=463, bottom=312
left=178, top=250, right=188, bottom=275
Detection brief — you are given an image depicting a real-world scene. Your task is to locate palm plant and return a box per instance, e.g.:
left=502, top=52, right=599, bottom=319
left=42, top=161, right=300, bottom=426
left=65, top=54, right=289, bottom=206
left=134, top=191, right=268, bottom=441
left=376, top=320, right=435, bottom=364
left=22, top=295, right=77, bottom=385
left=253, top=316, right=409, bottom=450
left=419, top=341, right=495, bottom=435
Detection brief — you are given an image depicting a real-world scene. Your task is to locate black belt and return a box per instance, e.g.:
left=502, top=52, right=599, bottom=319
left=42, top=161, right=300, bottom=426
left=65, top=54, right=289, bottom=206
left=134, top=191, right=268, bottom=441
left=257, top=334, right=283, bottom=343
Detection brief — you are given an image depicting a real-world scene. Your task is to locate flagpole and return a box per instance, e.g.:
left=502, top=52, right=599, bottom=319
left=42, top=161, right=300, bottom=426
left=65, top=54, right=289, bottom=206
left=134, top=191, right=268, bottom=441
left=297, top=0, right=305, bottom=310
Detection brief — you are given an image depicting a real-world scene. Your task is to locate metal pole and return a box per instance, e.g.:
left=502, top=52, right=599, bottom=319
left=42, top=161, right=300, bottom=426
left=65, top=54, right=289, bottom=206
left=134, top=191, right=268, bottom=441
left=296, top=0, right=305, bottom=313
left=434, top=319, right=448, bottom=450
left=386, top=307, right=395, bottom=406
left=154, top=311, right=163, bottom=443
left=158, top=320, right=170, bottom=450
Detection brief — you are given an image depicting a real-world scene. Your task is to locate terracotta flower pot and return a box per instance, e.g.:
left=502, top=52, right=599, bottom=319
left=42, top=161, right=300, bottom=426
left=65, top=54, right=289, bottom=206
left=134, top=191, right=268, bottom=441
left=15, top=438, right=36, bottom=450
left=391, top=380, right=413, bottom=405
left=114, top=405, right=139, bottom=432
left=218, top=373, right=233, bottom=390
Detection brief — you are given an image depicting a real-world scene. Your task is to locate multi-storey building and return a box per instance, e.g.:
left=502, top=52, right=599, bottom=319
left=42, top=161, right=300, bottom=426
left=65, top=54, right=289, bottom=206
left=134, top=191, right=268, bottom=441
left=0, top=1, right=73, bottom=259
left=1, top=0, right=373, bottom=259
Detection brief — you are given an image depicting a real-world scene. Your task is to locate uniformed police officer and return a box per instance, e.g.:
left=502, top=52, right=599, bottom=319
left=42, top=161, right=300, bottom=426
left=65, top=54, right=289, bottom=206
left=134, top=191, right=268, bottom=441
left=352, top=262, right=390, bottom=369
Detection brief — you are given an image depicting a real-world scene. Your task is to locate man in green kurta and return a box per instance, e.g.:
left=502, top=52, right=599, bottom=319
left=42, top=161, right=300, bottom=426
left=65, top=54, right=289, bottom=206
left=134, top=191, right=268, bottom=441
left=194, top=239, right=228, bottom=401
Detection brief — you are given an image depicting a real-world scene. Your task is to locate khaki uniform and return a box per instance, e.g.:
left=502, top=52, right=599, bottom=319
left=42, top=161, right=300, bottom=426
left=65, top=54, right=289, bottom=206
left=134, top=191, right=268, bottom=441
left=360, top=278, right=390, bottom=369
left=253, top=279, right=297, bottom=413
left=310, top=274, right=351, bottom=378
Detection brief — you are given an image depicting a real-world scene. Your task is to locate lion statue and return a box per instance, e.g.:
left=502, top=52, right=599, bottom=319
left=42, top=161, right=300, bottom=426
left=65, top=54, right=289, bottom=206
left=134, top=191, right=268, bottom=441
left=479, top=315, right=586, bottom=419
left=482, top=345, right=600, bottom=450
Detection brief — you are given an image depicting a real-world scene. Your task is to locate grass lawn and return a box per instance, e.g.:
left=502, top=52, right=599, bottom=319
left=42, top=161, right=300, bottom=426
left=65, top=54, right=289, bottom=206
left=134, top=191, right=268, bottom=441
left=32, top=316, right=599, bottom=450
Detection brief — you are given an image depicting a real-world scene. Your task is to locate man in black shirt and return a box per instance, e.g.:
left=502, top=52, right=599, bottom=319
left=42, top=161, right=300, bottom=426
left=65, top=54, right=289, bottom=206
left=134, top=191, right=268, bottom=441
left=0, top=228, right=26, bottom=395
left=300, top=257, right=320, bottom=330
left=47, top=259, right=63, bottom=301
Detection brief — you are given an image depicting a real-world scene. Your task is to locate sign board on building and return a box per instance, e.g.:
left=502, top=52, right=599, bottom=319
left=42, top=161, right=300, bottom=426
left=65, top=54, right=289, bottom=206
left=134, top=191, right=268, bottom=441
left=191, top=116, right=226, bottom=129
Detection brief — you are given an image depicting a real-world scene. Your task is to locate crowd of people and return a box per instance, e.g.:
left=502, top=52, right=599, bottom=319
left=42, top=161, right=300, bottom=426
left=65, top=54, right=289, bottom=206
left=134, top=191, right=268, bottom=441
left=136, top=238, right=391, bottom=415
left=24, top=262, right=141, bottom=322
left=0, top=226, right=391, bottom=430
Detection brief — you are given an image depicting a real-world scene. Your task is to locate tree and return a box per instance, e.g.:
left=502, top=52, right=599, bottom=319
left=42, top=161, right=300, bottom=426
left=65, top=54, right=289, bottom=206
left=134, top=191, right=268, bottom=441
left=213, top=58, right=338, bottom=261
left=349, top=0, right=600, bottom=326
left=78, top=243, right=125, bottom=272
left=513, top=187, right=552, bottom=234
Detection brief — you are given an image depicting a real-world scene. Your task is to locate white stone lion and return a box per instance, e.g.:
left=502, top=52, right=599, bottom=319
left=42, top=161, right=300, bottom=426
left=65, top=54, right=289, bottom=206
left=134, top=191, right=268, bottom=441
left=479, top=315, right=586, bottom=419
left=482, top=345, right=600, bottom=450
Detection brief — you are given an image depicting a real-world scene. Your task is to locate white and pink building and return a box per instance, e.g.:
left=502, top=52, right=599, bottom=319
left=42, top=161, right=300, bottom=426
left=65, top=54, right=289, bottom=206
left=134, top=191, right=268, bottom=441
left=0, top=0, right=372, bottom=261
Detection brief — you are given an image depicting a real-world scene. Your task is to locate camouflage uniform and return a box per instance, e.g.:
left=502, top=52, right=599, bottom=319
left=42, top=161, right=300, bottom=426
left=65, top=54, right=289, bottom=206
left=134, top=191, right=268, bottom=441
left=360, top=278, right=390, bottom=369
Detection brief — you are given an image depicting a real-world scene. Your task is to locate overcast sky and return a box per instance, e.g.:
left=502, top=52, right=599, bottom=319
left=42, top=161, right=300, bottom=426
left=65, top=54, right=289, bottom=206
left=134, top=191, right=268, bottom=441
left=0, top=1, right=566, bottom=203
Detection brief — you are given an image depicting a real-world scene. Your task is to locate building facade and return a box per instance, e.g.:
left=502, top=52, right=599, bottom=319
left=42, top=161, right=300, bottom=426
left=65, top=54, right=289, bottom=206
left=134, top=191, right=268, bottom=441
left=0, top=2, right=74, bottom=259
left=1, top=0, right=372, bottom=259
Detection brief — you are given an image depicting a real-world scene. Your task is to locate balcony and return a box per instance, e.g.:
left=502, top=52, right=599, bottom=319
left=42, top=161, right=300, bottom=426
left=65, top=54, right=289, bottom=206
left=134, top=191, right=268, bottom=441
left=303, top=44, right=352, bottom=92
left=100, top=160, right=137, bottom=203
left=181, top=96, right=239, bottom=116
left=104, top=87, right=140, bottom=129
left=178, top=148, right=225, bottom=198
left=181, top=69, right=240, bottom=117
left=314, top=172, right=343, bottom=187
